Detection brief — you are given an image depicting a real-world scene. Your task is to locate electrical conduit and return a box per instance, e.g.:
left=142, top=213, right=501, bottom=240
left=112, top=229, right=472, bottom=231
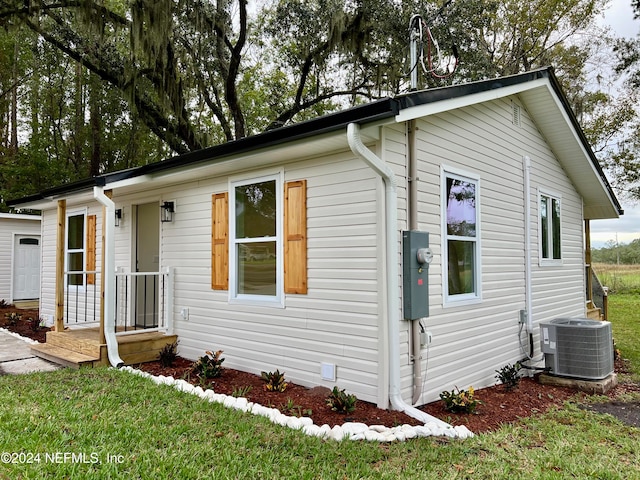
left=347, top=123, right=450, bottom=429
left=408, top=120, right=424, bottom=405
left=523, top=156, right=535, bottom=357
left=93, top=187, right=125, bottom=368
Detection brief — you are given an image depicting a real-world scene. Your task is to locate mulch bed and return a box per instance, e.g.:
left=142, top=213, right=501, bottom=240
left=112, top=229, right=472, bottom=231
left=3, top=304, right=640, bottom=433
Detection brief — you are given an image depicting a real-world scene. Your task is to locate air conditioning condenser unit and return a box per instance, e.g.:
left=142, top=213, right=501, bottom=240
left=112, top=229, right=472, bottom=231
left=540, top=318, right=614, bottom=380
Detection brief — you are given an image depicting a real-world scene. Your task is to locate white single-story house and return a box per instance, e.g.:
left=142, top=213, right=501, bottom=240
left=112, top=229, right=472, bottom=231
left=9, top=67, right=622, bottom=422
left=0, top=213, right=41, bottom=304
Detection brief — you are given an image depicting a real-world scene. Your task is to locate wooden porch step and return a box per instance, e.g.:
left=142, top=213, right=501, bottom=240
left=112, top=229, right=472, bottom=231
left=33, top=327, right=177, bottom=367
left=30, top=343, right=100, bottom=369
left=586, top=307, right=603, bottom=320
left=118, top=333, right=178, bottom=365
left=45, top=330, right=102, bottom=358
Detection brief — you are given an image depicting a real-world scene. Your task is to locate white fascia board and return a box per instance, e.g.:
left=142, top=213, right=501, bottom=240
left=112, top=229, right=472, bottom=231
left=106, top=174, right=153, bottom=191
left=0, top=213, right=41, bottom=221
left=395, top=78, right=550, bottom=123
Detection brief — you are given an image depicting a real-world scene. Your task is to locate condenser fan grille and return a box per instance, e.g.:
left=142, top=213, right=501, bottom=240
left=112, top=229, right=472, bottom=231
left=540, top=318, right=614, bottom=380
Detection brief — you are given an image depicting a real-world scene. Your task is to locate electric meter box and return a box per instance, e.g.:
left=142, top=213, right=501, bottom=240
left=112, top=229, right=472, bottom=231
left=402, top=230, right=431, bottom=320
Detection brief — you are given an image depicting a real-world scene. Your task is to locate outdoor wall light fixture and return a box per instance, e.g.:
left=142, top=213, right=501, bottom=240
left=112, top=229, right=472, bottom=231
left=115, top=208, right=123, bottom=227
left=160, top=201, right=175, bottom=223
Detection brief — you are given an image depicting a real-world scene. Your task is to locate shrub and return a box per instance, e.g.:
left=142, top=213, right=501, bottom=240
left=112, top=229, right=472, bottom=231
left=280, top=398, right=312, bottom=417
left=495, top=362, right=522, bottom=391
left=28, top=317, right=45, bottom=332
left=326, top=386, right=357, bottom=414
left=158, top=341, right=179, bottom=367
left=439, top=386, right=480, bottom=414
left=4, top=312, right=21, bottom=326
left=231, top=385, right=252, bottom=398
left=189, top=350, right=224, bottom=379
left=261, top=370, right=288, bottom=392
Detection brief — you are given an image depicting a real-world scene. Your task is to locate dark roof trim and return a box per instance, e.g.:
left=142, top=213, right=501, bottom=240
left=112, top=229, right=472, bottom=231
left=396, top=68, right=551, bottom=109
left=9, top=98, right=400, bottom=206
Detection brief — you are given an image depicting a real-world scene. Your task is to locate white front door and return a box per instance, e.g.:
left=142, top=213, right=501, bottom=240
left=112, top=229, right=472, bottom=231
left=13, top=235, right=41, bottom=300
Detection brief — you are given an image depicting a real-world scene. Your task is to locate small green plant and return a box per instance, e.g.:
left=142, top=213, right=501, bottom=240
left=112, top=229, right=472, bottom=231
left=28, top=317, right=45, bottom=332
left=189, top=350, right=225, bottom=379
left=231, top=385, right=252, bottom=398
left=326, top=386, right=357, bottom=414
left=158, top=340, right=179, bottom=367
left=4, top=312, right=21, bottom=326
left=495, top=362, right=522, bottom=391
left=261, top=369, right=288, bottom=392
left=279, top=398, right=312, bottom=417
left=439, top=386, right=481, bottom=414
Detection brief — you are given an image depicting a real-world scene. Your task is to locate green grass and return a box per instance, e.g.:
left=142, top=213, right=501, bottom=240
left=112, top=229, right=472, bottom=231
left=1, top=367, right=638, bottom=479
left=1, top=293, right=639, bottom=479
left=593, top=263, right=640, bottom=294
left=610, top=292, right=640, bottom=379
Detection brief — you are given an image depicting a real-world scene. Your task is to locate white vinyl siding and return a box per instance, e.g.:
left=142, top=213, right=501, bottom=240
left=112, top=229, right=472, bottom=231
left=395, top=96, right=586, bottom=405
left=0, top=215, right=41, bottom=302
left=147, top=152, right=384, bottom=405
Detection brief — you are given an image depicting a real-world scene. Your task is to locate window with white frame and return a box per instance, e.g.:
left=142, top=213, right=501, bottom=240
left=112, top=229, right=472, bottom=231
left=539, top=191, right=562, bottom=263
left=443, top=169, right=480, bottom=303
left=66, top=212, right=86, bottom=286
left=230, top=175, right=281, bottom=303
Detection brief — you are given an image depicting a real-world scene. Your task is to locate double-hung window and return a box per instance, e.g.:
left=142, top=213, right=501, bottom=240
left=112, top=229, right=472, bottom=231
left=230, top=175, right=282, bottom=304
left=212, top=176, right=307, bottom=301
left=539, top=191, right=562, bottom=264
left=442, top=169, right=481, bottom=304
left=66, top=212, right=86, bottom=286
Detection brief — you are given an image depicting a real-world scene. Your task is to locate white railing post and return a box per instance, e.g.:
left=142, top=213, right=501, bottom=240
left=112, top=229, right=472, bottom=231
left=165, top=266, right=174, bottom=335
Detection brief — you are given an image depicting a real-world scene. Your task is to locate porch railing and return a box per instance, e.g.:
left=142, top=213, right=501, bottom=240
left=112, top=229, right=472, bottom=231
left=588, top=265, right=609, bottom=320
left=62, top=267, right=174, bottom=335
left=63, top=271, right=101, bottom=326
left=115, top=268, right=174, bottom=335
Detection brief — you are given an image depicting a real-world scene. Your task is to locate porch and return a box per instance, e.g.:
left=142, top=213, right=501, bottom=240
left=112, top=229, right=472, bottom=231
left=31, top=268, right=177, bottom=368
left=31, top=327, right=177, bottom=368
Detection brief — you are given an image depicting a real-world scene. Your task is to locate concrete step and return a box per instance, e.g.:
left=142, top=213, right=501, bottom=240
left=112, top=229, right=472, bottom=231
left=30, top=343, right=100, bottom=369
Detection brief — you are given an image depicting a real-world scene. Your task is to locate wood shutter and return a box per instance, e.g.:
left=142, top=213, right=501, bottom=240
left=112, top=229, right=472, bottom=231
left=284, top=180, right=307, bottom=294
left=86, top=214, right=96, bottom=285
left=211, top=192, right=229, bottom=290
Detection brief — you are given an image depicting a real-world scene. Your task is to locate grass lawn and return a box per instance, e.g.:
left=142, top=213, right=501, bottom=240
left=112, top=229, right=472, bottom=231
left=610, top=293, right=640, bottom=379
left=0, top=294, right=638, bottom=479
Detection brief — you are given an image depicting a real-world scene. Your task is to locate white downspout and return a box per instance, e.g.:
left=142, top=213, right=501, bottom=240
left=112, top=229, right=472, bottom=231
left=93, top=186, right=125, bottom=368
left=347, top=123, right=450, bottom=428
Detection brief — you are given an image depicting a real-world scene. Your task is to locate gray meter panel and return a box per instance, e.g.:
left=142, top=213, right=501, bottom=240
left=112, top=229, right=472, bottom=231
left=402, top=230, right=430, bottom=320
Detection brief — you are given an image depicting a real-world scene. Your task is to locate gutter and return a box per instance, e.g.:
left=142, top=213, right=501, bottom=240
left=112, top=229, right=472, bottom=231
left=93, top=187, right=124, bottom=368
left=347, top=123, right=450, bottom=429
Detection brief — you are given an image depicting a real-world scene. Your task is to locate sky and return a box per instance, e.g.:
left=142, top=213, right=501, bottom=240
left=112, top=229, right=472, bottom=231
left=590, top=0, right=639, bottom=248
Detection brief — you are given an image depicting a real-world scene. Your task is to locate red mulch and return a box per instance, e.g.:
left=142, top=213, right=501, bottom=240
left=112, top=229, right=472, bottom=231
left=3, top=304, right=638, bottom=434
left=0, top=306, right=49, bottom=343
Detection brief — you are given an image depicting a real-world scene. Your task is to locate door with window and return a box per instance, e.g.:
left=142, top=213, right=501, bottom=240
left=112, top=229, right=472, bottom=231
left=13, top=235, right=41, bottom=300
left=134, top=202, right=160, bottom=328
